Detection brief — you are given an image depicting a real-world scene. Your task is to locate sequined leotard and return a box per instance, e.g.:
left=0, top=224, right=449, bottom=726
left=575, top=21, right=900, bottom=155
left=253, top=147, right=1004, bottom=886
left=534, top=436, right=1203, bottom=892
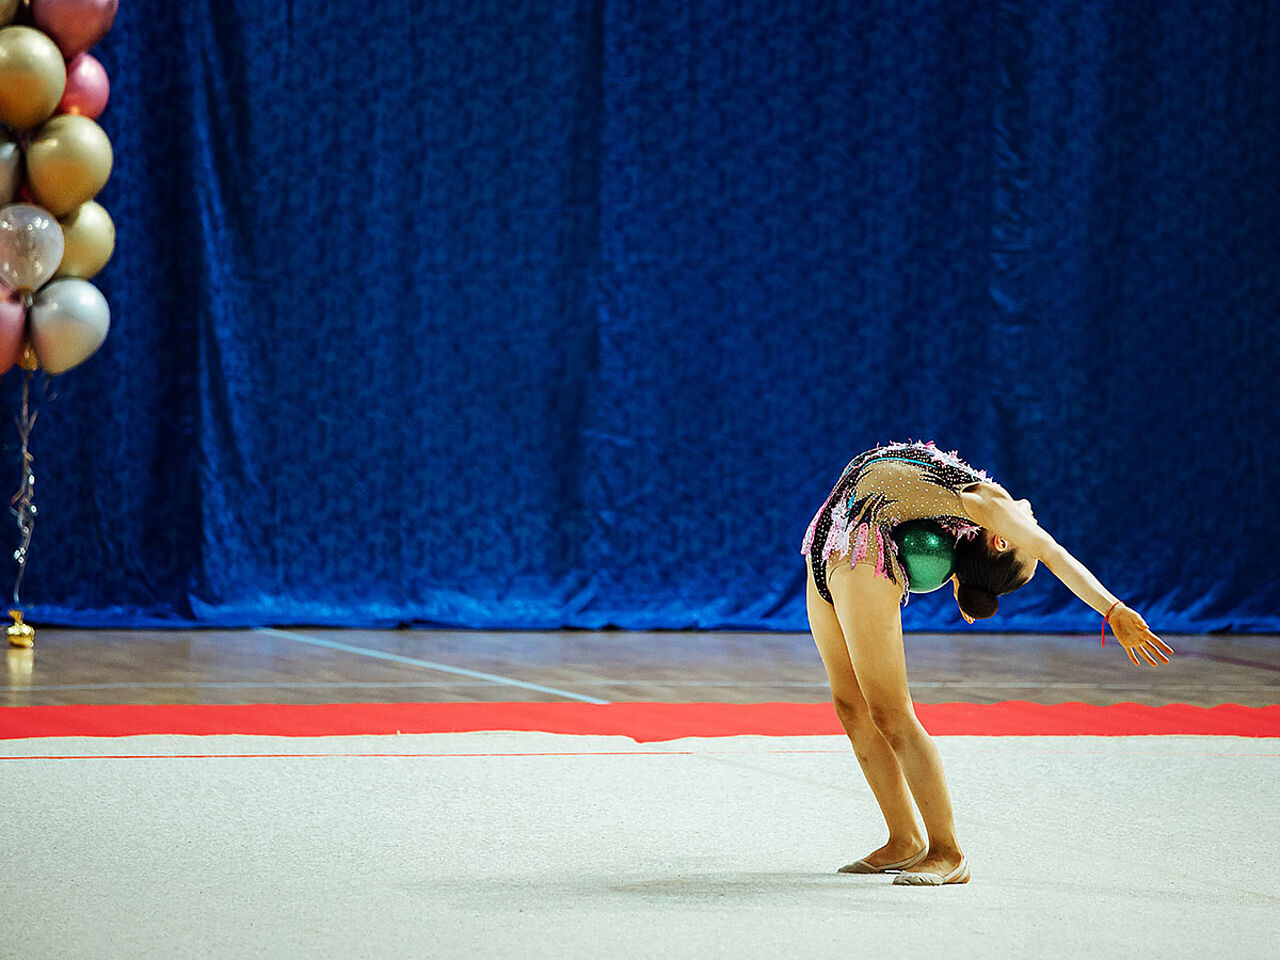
left=801, top=442, right=990, bottom=605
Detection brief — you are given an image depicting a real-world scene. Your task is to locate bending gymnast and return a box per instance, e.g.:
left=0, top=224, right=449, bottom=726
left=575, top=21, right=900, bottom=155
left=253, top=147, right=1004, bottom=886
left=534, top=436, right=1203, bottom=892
left=801, top=441, right=1173, bottom=886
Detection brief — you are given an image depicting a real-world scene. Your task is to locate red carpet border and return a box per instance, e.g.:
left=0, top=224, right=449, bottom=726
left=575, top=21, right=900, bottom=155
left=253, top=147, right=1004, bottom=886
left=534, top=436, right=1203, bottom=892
left=1, top=701, right=1278, bottom=741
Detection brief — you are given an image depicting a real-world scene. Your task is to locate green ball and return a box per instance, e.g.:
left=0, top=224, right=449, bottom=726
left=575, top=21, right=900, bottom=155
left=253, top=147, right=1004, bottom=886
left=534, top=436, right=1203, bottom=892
left=892, top=521, right=955, bottom=594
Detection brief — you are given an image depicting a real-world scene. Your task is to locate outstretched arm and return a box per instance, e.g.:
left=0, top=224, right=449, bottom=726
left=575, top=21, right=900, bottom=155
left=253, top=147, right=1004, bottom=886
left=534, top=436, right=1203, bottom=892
left=960, top=485, right=1174, bottom=666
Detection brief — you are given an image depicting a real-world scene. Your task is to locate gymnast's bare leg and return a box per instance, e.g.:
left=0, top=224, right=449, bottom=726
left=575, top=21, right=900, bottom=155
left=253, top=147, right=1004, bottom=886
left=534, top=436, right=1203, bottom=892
left=819, top=560, right=965, bottom=879
left=807, top=562, right=929, bottom=871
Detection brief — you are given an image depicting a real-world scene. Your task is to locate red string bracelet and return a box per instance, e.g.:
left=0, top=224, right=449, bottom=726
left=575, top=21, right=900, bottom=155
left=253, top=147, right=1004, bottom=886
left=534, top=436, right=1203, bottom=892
left=1102, top=600, right=1122, bottom=647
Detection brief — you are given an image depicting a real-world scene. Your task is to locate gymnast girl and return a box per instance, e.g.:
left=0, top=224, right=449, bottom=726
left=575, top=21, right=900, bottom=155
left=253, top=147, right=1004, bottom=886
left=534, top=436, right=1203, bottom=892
left=801, top=441, right=1173, bottom=886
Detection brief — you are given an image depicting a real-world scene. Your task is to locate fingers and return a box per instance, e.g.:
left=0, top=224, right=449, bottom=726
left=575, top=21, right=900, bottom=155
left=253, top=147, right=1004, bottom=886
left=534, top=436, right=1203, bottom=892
left=1138, top=628, right=1173, bottom=663
left=1123, top=639, right=1171, bottom=666
left=1120, top=609, right=1176, bottom=660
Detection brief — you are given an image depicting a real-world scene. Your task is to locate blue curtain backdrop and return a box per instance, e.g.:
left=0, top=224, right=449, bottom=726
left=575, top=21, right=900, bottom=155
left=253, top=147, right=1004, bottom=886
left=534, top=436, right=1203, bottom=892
left=9, top=0, right=1278, bottom=630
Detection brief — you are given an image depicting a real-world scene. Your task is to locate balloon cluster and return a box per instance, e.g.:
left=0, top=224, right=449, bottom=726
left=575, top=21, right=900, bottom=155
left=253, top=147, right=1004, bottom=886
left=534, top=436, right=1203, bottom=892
left=0, top=0, right=115, bottom=638
left=0, top=0, right=116, bottom=376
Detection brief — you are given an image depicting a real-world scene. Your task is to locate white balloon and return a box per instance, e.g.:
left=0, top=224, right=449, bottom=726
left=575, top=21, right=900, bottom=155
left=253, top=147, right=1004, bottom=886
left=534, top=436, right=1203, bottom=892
left=0, top=203, right=65, bottom=292
left=0, top=131, right=19, bottom=205
left=30, top=277, right=109, bottom=374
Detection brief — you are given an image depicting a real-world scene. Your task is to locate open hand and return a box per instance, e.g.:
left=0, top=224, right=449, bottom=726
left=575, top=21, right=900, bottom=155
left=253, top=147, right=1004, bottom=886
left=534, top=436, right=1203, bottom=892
left=1109, top=605, right=1174, bottom=666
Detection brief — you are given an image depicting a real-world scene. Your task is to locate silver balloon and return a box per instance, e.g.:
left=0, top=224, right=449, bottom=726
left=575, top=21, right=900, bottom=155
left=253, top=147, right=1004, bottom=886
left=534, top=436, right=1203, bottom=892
left=29, top=277, right=109, bottom=374
left=0, top=129, right=19, bottom=205
left=0, top=203, right=65, bottom=292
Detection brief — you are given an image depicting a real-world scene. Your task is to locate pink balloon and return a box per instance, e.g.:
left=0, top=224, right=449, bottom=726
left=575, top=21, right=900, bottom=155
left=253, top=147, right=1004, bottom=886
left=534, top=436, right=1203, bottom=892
left=0, top=292, right=26, bottom=376
left=57, top=53, right=108, bottom=119
left=31, top=0, right=118, bottom=59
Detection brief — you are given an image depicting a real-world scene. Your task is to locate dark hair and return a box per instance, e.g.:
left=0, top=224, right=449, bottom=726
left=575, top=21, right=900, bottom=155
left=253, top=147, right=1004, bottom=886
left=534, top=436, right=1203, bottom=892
left=951, top=534, right=1035, bottom=621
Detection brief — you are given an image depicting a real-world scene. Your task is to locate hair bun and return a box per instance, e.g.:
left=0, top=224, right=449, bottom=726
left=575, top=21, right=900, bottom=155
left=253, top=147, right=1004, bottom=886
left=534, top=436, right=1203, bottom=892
left=956, top=582, right=999, bottom=621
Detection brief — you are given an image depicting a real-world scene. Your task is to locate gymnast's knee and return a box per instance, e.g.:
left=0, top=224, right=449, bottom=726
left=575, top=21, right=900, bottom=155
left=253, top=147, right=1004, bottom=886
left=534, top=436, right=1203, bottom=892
left=831, top=692, right=871, bottom=735
left=866, top=700, right=918, bottom=749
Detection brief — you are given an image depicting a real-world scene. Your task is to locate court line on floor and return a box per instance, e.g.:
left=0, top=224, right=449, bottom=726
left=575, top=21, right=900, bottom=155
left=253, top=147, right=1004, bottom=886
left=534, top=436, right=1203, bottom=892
left=0, top=748, right=852, bottom=761
left=256, top=628, right=609, bottom=705
left=4, top=747, right=1275, bottom=762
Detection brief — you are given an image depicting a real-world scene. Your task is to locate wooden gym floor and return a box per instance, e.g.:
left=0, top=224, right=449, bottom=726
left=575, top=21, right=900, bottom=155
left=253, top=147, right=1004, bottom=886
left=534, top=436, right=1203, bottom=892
left=4, top=627, right=1277, bottom=708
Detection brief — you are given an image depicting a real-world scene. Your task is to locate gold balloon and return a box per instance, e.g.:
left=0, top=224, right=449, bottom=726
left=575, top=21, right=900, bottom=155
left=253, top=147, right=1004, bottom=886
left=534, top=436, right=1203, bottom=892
left=57, top=200, right=115, bottom=279
left=27, top=113, right=113, bottom=217
left=18, top=342, right=38, bottom=371
left=0, top=25, right=66, bottom=131
left=0, top=1, right=20, bottom=28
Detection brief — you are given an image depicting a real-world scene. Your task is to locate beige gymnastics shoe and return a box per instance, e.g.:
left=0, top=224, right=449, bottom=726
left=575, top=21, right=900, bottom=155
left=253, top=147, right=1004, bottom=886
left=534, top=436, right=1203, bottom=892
left=838, top=847, right=928, bottom=874
left=893, top=856, right=970, bottom=886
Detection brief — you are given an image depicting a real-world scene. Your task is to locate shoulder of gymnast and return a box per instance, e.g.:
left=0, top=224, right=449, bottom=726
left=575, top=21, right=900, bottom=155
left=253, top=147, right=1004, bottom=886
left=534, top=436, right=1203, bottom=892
left=957, top=481, right=1061, bottom=562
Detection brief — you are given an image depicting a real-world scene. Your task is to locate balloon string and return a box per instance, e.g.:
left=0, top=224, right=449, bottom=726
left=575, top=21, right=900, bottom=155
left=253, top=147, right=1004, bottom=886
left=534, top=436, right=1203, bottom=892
left=10, top=370, right=37, bottom=606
